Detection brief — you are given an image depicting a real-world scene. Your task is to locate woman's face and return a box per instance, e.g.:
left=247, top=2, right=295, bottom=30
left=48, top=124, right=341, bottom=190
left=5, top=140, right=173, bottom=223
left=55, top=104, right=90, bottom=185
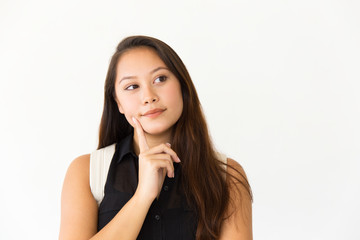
left=114, top=47, right=183, bottom=137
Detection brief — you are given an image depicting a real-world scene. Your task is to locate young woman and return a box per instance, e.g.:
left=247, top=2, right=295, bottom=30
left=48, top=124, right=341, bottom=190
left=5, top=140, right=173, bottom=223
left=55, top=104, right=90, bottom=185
left=59, top=36, right=253, bottom=240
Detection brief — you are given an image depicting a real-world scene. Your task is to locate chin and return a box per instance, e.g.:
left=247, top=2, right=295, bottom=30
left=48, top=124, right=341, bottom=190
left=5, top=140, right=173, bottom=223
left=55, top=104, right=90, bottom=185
left=143, top=124, right=173, bottom=136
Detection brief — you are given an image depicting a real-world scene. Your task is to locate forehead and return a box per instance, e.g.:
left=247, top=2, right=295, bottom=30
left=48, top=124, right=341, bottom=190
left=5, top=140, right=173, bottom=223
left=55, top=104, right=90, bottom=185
left=116, top=47, right=166, bottom=75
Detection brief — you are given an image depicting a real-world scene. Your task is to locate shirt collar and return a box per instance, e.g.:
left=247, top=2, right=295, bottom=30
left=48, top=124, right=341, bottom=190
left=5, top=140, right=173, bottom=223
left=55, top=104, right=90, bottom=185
left=116, top=133, right=137, bottom=164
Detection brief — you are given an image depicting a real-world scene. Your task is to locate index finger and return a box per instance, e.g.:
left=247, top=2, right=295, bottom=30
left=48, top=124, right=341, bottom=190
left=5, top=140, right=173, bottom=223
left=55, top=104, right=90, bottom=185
left=132, top=117, right=149, bottom=152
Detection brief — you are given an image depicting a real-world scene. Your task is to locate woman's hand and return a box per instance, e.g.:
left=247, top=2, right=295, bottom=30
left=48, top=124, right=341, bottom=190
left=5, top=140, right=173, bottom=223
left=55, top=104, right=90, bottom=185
left=132, top=117, right=181, bottom=201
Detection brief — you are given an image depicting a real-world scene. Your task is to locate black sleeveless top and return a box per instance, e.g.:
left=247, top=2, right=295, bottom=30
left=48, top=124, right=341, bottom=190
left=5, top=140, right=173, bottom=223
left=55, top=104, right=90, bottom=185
left=97, top=134, right=198, bottom=239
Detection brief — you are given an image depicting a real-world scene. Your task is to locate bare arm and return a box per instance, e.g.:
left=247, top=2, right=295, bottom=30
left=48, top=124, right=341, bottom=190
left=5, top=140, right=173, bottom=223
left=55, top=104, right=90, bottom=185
left=219, top=158, right=253, bottom=240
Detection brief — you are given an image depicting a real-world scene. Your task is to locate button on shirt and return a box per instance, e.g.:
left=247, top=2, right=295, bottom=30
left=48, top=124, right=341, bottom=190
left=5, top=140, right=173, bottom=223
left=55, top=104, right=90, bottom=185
left=97, top=134, right=198, bottom=240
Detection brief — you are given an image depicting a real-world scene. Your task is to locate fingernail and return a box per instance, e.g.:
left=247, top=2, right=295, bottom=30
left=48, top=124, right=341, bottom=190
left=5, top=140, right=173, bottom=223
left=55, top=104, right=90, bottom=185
left=177, top=157, right=181, bottom=162
left=172, top=172, right=175, bottom=178
left=132, top=117, right=136, bottom=124
left=166, top=143, right=171, bottom=147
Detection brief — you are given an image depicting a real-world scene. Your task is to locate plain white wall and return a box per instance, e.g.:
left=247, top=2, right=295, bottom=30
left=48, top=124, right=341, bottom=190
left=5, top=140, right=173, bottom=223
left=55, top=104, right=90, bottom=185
left=1, top=0, right=359, bottom=239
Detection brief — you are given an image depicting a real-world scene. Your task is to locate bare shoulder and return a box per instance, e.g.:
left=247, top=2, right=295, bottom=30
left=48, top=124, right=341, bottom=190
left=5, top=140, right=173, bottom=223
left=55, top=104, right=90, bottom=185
left=219, top=157, right=253, bottom=240
left=226, top=158, right=247, bottom=178
left=61, top=154, right=91, bottom=193
left=61, top=153, right=93, bottom=203
left=226, top=158, right=251, bottom=192
left=66, top=154, right=91, bottom=179
left=59, top=154, right=98, bottom=240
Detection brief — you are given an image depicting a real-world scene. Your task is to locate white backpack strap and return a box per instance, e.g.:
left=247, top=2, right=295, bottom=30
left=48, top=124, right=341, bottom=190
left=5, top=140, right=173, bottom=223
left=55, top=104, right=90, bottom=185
left=90, top=143, right=116, bottom=206
left=216, top=152, right=227, bottom=166
left=216, top=152, right=228, bottom=178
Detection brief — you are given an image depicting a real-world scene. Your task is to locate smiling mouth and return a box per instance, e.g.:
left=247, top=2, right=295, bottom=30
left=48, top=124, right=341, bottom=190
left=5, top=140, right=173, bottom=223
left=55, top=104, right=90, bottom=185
left=142, top=109, right=166, bottom=118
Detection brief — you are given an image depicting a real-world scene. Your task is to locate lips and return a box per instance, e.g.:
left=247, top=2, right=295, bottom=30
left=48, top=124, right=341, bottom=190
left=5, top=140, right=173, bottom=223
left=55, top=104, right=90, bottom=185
left=142, top=108, right=165, bottom=117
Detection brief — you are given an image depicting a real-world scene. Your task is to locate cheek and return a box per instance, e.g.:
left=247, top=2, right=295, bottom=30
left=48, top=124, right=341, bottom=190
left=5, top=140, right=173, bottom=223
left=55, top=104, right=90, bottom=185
left=117, top=98, right=137, bottom=121
left=122, top=102, right=136, bottom=115
left=165, top=82, right=183, bottom=112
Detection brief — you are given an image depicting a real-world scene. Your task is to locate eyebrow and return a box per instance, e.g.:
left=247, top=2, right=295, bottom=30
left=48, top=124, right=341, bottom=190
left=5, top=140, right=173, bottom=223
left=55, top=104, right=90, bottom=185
left=151, top=66, right=169, bottom=74
left=119, top=66, right=170, bottom=83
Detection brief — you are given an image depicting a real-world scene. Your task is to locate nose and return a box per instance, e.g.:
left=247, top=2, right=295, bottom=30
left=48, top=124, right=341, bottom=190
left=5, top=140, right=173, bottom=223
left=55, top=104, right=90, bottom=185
left=142, top=86, right=158, bottom=104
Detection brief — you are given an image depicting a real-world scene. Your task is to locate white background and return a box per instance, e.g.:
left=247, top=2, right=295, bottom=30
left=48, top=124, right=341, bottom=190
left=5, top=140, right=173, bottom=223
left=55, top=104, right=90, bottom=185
left=1, top=0, right=359, bottom=239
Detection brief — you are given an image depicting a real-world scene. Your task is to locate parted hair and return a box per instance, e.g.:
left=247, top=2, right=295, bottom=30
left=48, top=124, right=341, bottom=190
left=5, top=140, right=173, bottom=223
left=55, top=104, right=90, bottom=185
left=98, top=35, right=252, bottom=240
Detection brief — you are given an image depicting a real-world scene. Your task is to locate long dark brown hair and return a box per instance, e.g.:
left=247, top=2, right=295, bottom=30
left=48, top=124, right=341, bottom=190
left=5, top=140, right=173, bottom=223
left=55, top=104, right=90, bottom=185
left=98, top=35, right=252, bottom=240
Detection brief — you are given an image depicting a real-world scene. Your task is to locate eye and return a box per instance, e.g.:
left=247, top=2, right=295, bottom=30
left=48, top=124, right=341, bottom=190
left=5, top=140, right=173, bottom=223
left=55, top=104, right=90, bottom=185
left=125, top=84, right=139, bottom=90
left=154, top=75, right=167, bottom=83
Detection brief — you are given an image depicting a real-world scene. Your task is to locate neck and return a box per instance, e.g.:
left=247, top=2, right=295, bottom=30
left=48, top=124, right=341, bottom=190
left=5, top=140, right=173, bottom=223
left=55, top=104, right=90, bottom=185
left=133, top=130, right=172, bottom=155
